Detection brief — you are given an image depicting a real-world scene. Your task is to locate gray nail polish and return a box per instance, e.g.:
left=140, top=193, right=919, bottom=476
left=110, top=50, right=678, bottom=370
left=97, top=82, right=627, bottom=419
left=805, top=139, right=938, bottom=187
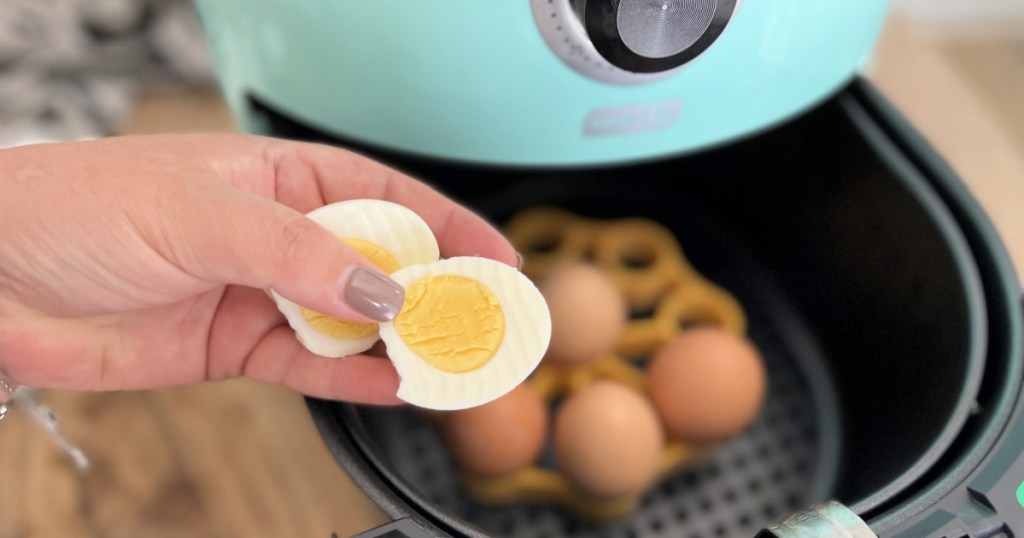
left=341, top=267, right=406, bottom=322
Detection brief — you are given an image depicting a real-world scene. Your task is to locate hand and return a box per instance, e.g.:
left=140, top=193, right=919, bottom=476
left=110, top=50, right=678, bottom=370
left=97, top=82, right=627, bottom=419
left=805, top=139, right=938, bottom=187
left=0, top=134, right=517, bottom=404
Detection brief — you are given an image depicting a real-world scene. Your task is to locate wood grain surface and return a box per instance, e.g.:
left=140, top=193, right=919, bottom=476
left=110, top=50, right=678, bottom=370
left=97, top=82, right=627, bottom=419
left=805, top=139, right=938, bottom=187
left=2, top=16, right=1023, bottom=538
left=0, top=383, right=388, bottom=538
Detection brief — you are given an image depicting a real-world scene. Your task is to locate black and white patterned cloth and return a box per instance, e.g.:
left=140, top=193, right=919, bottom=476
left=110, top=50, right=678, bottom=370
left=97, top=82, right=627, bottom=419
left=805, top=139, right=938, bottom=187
left=0, top=0, right=215, bottom=148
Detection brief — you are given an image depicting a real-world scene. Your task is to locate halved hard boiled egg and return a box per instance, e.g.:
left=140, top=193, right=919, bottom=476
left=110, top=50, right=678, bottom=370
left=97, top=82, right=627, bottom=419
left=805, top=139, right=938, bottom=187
left=272, top=200, right=439, bottom=358
left=379, top=257, right=551, bottom=410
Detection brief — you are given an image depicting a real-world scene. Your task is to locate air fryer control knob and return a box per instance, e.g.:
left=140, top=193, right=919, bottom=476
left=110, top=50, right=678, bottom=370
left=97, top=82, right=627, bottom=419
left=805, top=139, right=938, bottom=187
left=531, top=0, right=739, bottom=84
left=575, top=0, right=737, bottom=73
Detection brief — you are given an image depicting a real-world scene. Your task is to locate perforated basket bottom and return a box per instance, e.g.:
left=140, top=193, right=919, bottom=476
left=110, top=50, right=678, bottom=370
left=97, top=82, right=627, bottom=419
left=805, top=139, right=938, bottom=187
left=355, top=282, right=841, bottom=538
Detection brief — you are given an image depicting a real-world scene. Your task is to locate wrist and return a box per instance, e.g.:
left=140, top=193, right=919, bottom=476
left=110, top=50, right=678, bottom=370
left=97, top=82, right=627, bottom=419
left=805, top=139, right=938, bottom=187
left=0, top=298, right=23, bottom=398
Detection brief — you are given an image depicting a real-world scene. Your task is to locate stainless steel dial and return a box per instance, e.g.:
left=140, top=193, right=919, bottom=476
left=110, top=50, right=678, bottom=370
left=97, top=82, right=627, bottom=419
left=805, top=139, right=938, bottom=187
left=531, top=0, right=741, bottom=85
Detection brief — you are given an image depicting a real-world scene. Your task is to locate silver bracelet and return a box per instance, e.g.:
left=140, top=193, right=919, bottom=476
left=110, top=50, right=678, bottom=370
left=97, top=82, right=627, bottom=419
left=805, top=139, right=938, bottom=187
left=0, top=371, right=15, bottom=421
left=0, top=371, right=88, bottom=470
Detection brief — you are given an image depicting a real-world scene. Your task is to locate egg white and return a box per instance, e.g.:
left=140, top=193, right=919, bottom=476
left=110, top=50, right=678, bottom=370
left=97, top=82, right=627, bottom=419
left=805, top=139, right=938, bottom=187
left=379, top=257, right=552, bottom=410
left=272, top=199, right=440, bottom=358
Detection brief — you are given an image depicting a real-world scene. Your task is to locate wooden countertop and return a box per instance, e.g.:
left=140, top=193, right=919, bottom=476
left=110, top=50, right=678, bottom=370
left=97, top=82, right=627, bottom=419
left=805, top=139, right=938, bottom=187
left=2, top=16, right=1022, bottom=538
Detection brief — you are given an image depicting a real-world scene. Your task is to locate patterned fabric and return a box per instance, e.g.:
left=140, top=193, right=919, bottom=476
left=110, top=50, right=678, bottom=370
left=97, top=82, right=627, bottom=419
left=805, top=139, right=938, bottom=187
left=0, top=0, right=215, bottom=147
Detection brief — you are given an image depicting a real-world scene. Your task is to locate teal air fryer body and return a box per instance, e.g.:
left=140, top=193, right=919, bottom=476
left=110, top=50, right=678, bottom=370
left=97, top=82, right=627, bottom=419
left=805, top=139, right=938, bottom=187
left=195, top=0, right=888, bottom=166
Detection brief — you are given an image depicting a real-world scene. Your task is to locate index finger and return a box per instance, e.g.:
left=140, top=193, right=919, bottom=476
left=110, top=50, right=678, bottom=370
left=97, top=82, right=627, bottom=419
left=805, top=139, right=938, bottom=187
left=272, top=141, right=519, bottom=268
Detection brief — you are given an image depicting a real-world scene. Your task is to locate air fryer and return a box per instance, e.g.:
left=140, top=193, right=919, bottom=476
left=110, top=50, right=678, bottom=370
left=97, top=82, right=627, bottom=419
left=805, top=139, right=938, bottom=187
left=194, top=1, right=1024, bottom=536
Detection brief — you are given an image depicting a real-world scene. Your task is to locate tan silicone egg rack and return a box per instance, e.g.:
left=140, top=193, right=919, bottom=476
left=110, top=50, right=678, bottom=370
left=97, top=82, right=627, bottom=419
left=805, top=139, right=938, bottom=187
left=459, top=207, right=749, bottom=521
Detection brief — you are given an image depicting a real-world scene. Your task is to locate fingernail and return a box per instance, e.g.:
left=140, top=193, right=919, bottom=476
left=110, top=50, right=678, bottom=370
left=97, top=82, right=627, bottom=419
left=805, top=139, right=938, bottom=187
left=516, top=251, right=525, bottom=271
left=340, top=267, right=405, bottom=322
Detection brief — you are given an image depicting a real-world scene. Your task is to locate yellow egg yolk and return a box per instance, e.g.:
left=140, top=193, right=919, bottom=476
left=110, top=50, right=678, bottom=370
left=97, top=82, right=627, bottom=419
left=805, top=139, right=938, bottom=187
left=394, top=275, right=505, bottom=373
left=340, top=237, right=402, bottom=275
left=302, top=237, right=400, bottom=339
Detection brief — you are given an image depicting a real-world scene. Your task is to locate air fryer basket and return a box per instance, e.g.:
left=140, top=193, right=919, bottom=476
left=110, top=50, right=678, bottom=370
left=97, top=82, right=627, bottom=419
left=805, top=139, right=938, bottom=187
left=268, top=80, right=1024, bottom=537
left=348, top=189, right=846, bottom=538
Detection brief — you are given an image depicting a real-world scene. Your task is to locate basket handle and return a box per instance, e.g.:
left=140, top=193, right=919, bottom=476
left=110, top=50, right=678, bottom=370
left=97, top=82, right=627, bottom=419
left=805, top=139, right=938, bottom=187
left=756, top=501, right=875, bottom=538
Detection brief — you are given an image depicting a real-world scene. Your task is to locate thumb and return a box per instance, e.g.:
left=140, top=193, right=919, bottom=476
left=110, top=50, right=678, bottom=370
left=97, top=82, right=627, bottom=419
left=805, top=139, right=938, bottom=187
left=175, top=190, right=405, bottom=322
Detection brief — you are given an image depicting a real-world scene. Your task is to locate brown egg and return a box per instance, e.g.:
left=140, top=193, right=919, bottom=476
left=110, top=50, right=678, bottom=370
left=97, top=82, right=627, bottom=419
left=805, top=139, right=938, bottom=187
left=647, top=328, right=767, bottom=442
left=553, top=381, right=664, bottom=497
left=539, top=263, right=627, bottom=365
left=441, top=383, right=548, bottom=476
